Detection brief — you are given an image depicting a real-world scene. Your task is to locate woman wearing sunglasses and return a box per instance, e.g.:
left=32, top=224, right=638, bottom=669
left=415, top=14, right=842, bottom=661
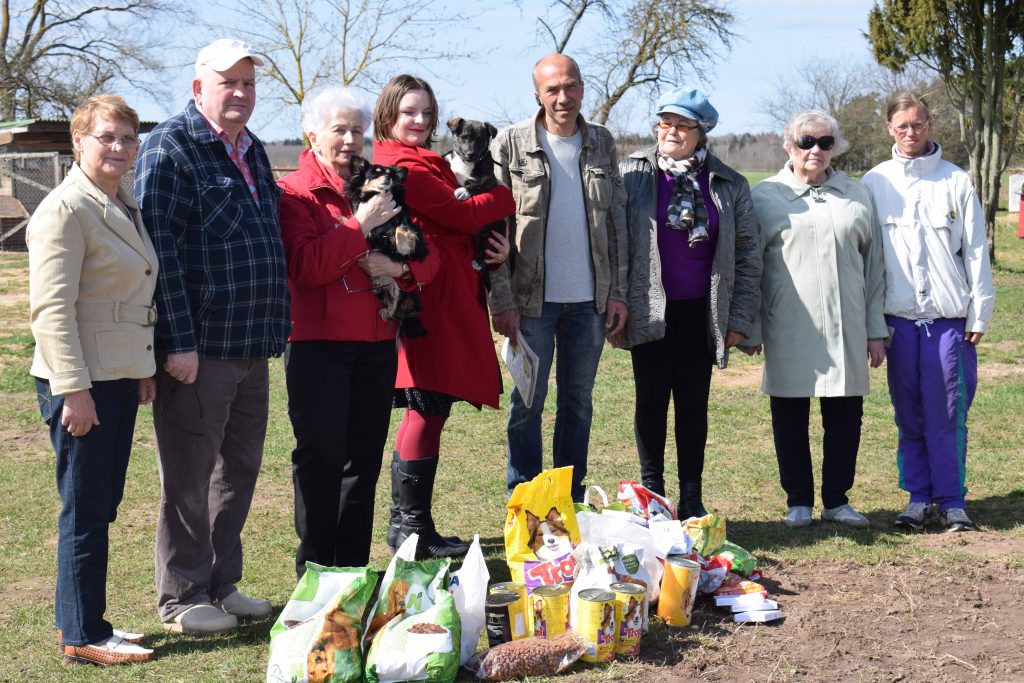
left=743, top=110, right=887, bottom=530
left=616, top=87, right=762, bottom=518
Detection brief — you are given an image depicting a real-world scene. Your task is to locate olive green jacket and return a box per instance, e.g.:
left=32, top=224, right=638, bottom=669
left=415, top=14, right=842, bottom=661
left=488, top=110, right=628, bottom=317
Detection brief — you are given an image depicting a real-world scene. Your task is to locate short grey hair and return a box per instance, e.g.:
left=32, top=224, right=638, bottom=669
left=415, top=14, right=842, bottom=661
left=301, top=87, right=372, bottom=137
left=783, top=110, right=850, bottom=156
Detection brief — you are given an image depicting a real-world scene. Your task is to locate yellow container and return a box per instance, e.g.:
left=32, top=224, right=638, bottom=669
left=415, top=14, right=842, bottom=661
left=657, top=555, right=701, bottom=626
left=531, top=584, right=569, bottom=638
left=577, top=588, right=617, bottom=663
left=489, top=582, right=529, bottom=640
left=610, top=581, right=646, bottom=656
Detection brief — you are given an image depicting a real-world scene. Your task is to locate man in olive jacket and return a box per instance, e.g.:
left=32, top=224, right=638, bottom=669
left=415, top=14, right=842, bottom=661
left=489, top=53, right=628, bottom=501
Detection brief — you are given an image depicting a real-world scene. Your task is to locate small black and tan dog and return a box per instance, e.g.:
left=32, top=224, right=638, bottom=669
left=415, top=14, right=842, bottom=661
left=444, top=117, right=506, bottom=289
left=345, top=155, right=427, bottom=338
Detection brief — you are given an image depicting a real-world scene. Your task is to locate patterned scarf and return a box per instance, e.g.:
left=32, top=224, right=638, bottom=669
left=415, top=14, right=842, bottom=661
left=657, top=148, right=709, bottom=247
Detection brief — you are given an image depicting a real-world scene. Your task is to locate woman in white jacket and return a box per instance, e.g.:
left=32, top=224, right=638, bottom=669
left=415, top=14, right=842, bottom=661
left=862, top=91, right=995, bottom=533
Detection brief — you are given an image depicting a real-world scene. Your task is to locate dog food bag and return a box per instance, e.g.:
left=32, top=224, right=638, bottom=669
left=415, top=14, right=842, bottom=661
left=364, top=554, right=461, bottom=683
left=266, top=563, right=377, bottom=683
left=575, top=506, right=664, bottom=605
left=617, top=481, right=677, bottom=521
left=466, top=631, right=586, bottom=681
left=713, top=540, right=757, bottom=578
left=504, top=467, right=580, bottom=594
left=685, top=513, right=727, bottom=557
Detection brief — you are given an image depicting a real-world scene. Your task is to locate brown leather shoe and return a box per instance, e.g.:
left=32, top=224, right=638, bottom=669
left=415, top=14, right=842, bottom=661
left=63, top=636, right=154, bottom=666
left=58, top=628, right=147, bottom=651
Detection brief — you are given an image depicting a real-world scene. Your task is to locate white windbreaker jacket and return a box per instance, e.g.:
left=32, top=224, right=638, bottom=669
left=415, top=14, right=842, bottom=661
left=862, top=144, right=994, bottom=333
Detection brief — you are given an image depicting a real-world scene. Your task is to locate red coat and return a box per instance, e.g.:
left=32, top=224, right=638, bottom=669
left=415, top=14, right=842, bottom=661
left=277, top=148, right=439, bottom=342
left=372, top=140, right=516, bottom=408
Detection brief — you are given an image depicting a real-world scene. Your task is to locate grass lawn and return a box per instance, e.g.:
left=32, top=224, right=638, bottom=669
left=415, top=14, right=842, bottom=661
left=0, top=215, right=1021, bottom=681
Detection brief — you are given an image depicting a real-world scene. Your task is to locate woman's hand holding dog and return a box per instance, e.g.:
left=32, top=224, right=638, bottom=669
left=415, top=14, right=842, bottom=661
left=354, top=191, right=400, bottom=235
left=359, top=252, right=407, bottom=279
left=482, top=220, right=511, bottom=265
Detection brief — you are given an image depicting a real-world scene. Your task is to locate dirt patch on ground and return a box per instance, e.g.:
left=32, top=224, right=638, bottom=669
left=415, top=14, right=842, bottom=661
left=978, top=361, right=1024, bottom=381
left=574, top=558, right=1024, bottom=682
left=714, top=363, right=762, bottom=389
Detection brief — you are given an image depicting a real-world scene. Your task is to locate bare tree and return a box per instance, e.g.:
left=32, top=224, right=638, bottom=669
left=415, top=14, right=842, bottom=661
left=223, top=0, right=473, bottom=139
left=539, top=0, right=738, bottom=126
left=0, top=0, right=184, bottom=120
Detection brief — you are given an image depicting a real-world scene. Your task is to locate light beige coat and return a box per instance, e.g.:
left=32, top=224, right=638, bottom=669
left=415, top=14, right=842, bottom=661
left=748, top=164, right=887, bottom=397
left=28, top=164, right=158, bottom=395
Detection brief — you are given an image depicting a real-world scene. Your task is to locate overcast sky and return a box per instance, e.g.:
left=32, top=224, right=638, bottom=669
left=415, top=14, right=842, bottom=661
left=131, top=0, right=877, bottom=141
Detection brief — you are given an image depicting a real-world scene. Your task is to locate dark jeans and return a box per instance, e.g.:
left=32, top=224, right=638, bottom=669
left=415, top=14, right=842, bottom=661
left=770, top=395, right=863, bottom=509
left=37, top=377, right=140, bottom=646
left=285, top=340, right=397, bottom=577
left=506, top=301, right=606, bottom=501
left=153, top=358, right=268, bottom=621
left=630, top=298, right=714, bottom=493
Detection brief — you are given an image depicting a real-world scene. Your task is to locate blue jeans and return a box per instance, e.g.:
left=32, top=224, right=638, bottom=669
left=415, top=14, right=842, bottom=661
left=36, top=378, right=140, bottom=646
left=506, top=301, right=606, bottom=501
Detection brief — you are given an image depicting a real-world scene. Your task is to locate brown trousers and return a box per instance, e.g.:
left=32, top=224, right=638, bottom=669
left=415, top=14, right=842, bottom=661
left=153, top=358, right=269, bottom=621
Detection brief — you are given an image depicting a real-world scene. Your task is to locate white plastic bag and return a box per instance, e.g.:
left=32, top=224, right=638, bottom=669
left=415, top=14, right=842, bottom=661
left=576, top=510, right=664, bottom=604
left=450, top=535, right=489, bottom=664
left=569, top=541, right=654, bottom=632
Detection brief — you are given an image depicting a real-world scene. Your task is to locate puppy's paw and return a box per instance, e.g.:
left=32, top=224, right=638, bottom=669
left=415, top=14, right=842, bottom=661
left=454, top=187, right=470, bottom=201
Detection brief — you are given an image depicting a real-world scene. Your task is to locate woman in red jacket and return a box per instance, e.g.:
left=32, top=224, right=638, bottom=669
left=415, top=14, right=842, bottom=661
left=278, top=87, right=440, bottom=578
left=373, top=74, right=515, bottom=559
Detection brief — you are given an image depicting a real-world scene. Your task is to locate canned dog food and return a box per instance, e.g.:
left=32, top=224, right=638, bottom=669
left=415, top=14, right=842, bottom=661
left=485, top=590, right=520, bottom=647
left=610, top=582, right=646, bottom=656
left=530, top=585, right=570, bottom=638
left=658, top=554, right=701, bottom=627
left=577, top=588, right=616, bottom=663
left=489, top=581, right=529, bottom=639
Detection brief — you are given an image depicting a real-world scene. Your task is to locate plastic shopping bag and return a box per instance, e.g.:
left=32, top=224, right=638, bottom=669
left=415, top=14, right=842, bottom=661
left=450, top=535, right=489, bottom=664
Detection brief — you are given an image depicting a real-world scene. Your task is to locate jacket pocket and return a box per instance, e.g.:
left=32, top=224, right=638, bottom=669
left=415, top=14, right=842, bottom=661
left=95, top=330, right=134, bottom=372
left=586, top=165, right=613, bottom=211
left=199, top=176, right=243, bottom=238
left=509, top=169, right=545, bottom=217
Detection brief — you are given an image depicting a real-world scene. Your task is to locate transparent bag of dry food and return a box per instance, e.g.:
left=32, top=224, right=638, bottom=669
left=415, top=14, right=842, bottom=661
left=466, top=631, right=586, bottom=681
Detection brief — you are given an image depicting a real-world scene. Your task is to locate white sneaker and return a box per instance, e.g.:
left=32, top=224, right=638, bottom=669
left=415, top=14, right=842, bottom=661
left=163, top=603, right=238, bottom=634
left=215, top=590, right=272, bottom=618
left=785, top=506, right=813, bottom=528
left=822, top=504, right=870, bottom=528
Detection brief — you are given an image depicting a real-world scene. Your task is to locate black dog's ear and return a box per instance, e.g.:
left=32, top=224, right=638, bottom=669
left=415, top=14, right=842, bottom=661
left=486, top=122, right=497, bottom=138
left=393, top=165, right=409, bottom=183
left=348, top=155, right=368, bottom=177
left=447, top=117, right=465, bottom=135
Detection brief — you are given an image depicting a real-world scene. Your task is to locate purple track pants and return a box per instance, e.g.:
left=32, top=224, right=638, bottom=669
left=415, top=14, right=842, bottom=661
left=886, top=316, right=977, bottom=512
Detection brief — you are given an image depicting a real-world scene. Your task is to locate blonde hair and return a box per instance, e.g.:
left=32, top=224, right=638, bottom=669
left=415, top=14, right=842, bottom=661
left=69, top=94, right=140, bottom=162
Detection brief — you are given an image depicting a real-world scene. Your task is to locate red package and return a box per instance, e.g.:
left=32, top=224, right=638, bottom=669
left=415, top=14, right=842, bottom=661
left=617, top=481, right=677, bottom=520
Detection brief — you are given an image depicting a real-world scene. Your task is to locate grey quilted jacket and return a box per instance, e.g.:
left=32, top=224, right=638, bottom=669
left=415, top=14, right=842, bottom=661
left=619, top=145, right=761, bottom=368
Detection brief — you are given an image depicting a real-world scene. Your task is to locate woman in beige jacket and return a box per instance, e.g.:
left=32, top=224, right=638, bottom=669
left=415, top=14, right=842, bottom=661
left=28, top=95, right=158, bottom=666
left=746, top=111, right=888, bottom=531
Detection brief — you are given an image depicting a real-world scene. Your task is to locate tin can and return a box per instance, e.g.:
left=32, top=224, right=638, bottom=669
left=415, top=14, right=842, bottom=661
left=530, top=584, right=570, bottom=638
left=657, top=554, right=701, bottom=626
left=485, top=590, right=519, bottom=647
left=610, top=582, right=646, bottom=656
left=577, top=588, right=616, bottom=663
left=489, top=582, right=529, bottom=639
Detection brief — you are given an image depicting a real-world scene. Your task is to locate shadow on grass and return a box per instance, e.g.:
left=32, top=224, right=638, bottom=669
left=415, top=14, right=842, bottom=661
left=726, top=489, right=1024, bottom=555
left=149, top=617, right=274, bottom=656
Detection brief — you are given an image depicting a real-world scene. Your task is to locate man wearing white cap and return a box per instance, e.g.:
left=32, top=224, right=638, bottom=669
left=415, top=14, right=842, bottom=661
left=135, top=38, right=289, bottom=634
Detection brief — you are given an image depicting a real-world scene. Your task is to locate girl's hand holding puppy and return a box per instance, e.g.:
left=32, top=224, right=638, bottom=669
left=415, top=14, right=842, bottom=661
left=354, top=191, right=399, bottom=235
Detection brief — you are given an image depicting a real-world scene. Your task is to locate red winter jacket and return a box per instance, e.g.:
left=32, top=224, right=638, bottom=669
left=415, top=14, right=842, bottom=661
left=277, top=148, right=439, bottom=342
left=372, top=140, right=516, bottom=408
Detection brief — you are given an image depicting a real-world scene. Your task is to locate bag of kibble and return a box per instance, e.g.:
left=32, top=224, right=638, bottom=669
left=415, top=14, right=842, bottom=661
left=466, top=631, right=586, bottom=681
left=266, top=564, right=377, bottom=683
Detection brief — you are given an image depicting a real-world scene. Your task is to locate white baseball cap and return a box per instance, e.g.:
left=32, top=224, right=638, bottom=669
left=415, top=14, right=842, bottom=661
left=195, top=38, right=265, bottom=73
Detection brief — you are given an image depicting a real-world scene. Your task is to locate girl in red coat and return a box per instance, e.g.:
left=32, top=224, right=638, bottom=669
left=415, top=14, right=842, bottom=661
left=373, top=75, right=515, bottom=558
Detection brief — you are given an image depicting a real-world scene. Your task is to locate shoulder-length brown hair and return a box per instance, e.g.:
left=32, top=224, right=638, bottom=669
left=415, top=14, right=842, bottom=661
left=373, top=74, right=439, bottom=149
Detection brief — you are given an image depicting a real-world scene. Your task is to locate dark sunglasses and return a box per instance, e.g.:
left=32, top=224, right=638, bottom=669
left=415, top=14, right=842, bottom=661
left=795, top=135, right=835, bottom=151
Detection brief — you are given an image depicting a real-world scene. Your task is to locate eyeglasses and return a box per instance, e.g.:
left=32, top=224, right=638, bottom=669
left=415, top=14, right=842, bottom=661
left=795, top=135, right=835, bottom=151
left=656, top=120, right=699, bottom=133
left=87, top=133, right=141, bottom=149
left=890, top=122, right=929, bottom=134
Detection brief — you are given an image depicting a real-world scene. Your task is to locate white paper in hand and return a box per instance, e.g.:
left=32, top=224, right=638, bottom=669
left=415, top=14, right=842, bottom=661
left=501, top=329, right=540, bottom=409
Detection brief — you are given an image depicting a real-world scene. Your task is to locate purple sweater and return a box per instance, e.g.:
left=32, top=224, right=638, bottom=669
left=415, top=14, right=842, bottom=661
left=656, top=167, right=719, bottom=300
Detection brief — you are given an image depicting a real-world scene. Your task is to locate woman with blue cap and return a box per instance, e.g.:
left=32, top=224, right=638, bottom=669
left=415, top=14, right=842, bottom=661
left=616, top=87, right=762, bottom=518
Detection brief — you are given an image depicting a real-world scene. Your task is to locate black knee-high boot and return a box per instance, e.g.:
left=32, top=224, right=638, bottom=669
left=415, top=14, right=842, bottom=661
left=388, top=452, right=462, bottom=555
left=396, top=457, right=470, bottom=559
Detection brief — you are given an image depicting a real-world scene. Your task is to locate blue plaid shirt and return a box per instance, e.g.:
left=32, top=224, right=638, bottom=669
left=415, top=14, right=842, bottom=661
left=135, top=101, right=289, bottom=359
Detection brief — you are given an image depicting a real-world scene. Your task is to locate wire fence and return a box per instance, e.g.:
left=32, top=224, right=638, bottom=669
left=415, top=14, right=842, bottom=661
left=0, top=152, right=74, bottom=251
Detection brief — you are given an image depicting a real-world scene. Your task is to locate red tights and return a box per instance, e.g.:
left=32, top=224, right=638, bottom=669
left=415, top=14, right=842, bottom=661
left=394, top=409, right=448, bottom=461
